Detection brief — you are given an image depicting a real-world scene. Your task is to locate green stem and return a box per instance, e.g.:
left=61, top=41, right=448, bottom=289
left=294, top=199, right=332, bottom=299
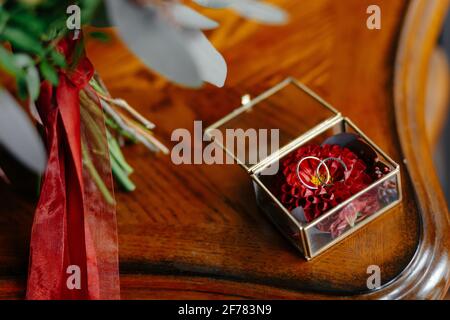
left=105, top=117, right=137, bottom=141
left=81, top=141, right=115, bottom=205
left=107, top=132, right=134, bottom=175
left=80, top=107, right=105, bottom=151
left=90, top=77, right=106, bottom=95
left=111, top=155, right=136, bottom=192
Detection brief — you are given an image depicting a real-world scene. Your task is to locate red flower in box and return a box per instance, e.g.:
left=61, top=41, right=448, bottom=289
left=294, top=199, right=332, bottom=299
left=277, top=144, right=374, bottom=224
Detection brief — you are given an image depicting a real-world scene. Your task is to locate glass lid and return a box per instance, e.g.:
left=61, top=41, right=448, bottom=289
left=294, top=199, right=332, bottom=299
left=205, top=78, right=342, bottom=172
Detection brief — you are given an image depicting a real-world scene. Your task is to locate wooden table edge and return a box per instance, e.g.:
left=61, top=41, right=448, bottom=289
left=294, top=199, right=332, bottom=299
left=366, top=0, right=450, bottom=300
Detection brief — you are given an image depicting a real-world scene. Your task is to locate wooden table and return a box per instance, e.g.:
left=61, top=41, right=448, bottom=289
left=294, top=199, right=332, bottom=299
left=0, top=0, right=449, bottom=299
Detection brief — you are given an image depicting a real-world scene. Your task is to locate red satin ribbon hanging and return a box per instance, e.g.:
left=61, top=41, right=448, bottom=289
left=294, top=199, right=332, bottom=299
left=27, top=37, right=120, bottom=300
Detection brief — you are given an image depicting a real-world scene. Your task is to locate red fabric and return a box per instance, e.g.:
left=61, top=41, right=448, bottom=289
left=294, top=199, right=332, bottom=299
left=26, top=37, right=120, bottom=300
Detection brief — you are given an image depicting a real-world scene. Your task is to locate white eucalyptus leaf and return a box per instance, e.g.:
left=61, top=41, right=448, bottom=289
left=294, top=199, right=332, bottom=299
left=0, top=89, right=46, bottom=173
left=24, top=64, right=40, bottom=101
left=13, top=54, right=40, bottom=101
left=192, top=0, right=233, bottom=8
left=182, top=30, right=227, bottom=87
left=231, top=0, right=288, bottom=25
left=169, top=3, right=219, bottom=30
left=12, top=54, right=34, bottom=67
left=29, top=100, right=43, bottom=125
left=106, top=0, right=203, bottom=87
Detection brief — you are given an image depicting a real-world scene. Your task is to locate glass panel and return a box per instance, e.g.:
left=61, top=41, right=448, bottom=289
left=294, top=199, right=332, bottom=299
left=252, top=118, right=401, bottom=258
left=252, top=178, right=304, bottom=254
left=305, top=173, right=400, bottom=256
left=206, top=78, right=340, bottom=170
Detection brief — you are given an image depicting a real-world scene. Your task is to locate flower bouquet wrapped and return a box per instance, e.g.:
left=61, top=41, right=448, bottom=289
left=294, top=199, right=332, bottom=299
left=0, top=0, right=287, bottom=299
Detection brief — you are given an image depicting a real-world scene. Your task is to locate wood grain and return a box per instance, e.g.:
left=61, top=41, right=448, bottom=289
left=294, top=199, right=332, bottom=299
left=0, top=0, right=448, bottom=299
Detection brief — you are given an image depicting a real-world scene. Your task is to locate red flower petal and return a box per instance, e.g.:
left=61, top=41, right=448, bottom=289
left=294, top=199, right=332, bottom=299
left=275, top=144, right=375, bottom=228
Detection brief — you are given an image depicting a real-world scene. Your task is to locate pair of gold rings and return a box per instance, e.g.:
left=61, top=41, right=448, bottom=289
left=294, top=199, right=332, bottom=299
left=296, top=156, right=348, bottom=190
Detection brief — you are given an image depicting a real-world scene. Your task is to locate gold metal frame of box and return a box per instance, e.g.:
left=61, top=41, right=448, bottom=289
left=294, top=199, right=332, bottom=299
left=205, top=77, right=342, bottom=173
left=205, top=77, right=403, bottom=260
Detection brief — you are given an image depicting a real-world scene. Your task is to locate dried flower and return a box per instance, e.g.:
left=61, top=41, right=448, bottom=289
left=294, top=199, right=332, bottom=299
left=327, top=192, right=380, bottom=238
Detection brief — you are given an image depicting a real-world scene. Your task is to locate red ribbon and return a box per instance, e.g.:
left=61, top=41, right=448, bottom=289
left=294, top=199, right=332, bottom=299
left=27, top=37, right=120, bottom=299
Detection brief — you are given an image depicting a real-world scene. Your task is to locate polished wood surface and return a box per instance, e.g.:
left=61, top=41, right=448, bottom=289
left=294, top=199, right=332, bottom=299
left=425, top=47, right=449, bottom=147
left=0, top=0, right=449, bottom=299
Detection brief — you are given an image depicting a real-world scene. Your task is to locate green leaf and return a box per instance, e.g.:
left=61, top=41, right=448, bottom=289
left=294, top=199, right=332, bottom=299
left=9, top=11, right=46, bottom=37
left=16, top=76, right=28, bottom=100
left=39, top=61, right=59, bottom=86
left=89, top=31, right=110, bottom=43
left=0, top=7, right=10, bottom=34
left=50, top=50, right=66, bottom=67
left=1, top=27, right=45, bottom=56
left=0, top=46, right=21, bottom=76
left=41, top=19, right=66, bottom=42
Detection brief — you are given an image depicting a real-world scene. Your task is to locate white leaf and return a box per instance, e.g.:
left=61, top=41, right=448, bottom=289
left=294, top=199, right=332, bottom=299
left=29, top=100, right=43, bottom=125
left=168, top=3, right=219, bottom=30
left=192, top=0, right=233, bottom=8
left=14, top=54, right=40, bottom=101
left=12, top=54, right=34, bottom=67
left=106, top=0, right=203, bottom=87
left=0, top=89, right=46, bottom=173
left=181, top=30, right=227, bottom=87
left=231, top=0, right=288, bottom=25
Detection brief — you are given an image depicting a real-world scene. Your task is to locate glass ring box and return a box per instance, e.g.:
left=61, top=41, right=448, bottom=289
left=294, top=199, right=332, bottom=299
left=205, top=78, right=402, bottom=260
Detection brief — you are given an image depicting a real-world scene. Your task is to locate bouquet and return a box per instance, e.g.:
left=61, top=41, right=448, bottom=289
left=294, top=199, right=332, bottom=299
left=0, top=0, right=287, bottom=299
